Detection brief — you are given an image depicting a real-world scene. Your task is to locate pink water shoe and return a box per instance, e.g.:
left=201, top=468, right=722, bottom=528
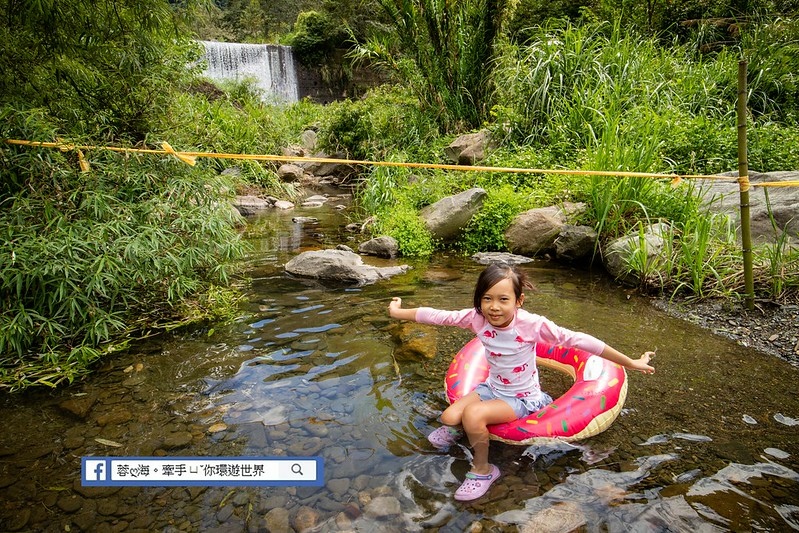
left=454, top=464, right=501, bottom=501
left=427, top=426, right=463, bottom=449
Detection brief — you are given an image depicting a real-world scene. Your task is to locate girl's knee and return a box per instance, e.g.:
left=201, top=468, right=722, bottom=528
left=440, top=409, right=461, bottom=427
left=461, top=404, right=487, bottom=429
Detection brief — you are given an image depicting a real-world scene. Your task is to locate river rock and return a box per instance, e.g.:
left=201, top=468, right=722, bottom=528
left=56, top=493, right=84, bottom=513
left=388, top=322, right=439, bottom=361
left=277, top=164, right=305, bottom=182
left=58, top=395, right=97, bottom=419
left=264, top=507, right=291, bottom=532
left=301, top=129, right=318, bottom=152
left=233, top=195, right=271, bottom=216
left=603, top=222, right=671, bottom=284
left=471, top=252, right=535, bottom=265
left=420, top=188, right=487, bottom=241
left=274, top=200, right=295, bottom=209
left=692, top=170, right=799, bottom=243
left=297, top=151, right=355, bottom=179
left=519, top=501, right=586, bottom=533
left=444, top=130, right=495, bottom=165
left=292, top=505, right=320, bottom=532
left=505, top=205, right=566, bottom=256
left=505, top=202, right=588, bottom=257
left=284, top=249, right=410, bottom=285
left=364, top=496, right=401, bottom=519
left=554, top=224, right=598, bottom=261
left=95, top=408, right=133, bottom=426
left=161, top=431, right=193, bottom=449
left=358, top=236, right=399, bottom=258
left=327, top=477, right=351, bottom=496
left=4, top=507, right=30, bottom=531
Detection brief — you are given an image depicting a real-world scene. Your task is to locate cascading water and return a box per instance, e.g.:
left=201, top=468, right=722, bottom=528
left=199, top=40, right=299, bottom=104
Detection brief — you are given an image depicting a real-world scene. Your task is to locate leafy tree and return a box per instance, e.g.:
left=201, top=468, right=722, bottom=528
left=0, top=0, right=200, bottom=141
left=289, top=10, right=346, bottom=65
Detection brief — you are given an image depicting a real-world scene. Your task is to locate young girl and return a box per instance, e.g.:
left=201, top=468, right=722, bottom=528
left=388, top=262, right=655, bottom=501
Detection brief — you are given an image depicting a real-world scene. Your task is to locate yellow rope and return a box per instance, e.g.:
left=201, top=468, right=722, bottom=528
left=754, top=181, right=799, bottom=188
left=4, top=138, right=797, bottom=187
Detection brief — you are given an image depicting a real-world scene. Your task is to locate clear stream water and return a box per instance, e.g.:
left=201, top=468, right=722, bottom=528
left=1, top=201, right=798, bottom=532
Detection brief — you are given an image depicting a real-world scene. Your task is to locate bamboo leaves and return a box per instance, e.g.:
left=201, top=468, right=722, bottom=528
left=0, top=135, right=247, bottom=391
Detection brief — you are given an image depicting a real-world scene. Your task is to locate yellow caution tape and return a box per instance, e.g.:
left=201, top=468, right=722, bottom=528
left=4, top=138, right=797, bottom=188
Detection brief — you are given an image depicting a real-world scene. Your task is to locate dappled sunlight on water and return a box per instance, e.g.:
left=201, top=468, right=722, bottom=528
left=0, top=205, right=797, bottom=531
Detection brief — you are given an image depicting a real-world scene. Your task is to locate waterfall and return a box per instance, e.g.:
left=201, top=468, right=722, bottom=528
left=199, top=41, right=299, bottom=104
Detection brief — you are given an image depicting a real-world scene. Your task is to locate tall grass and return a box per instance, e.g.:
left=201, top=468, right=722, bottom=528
left=353, top=0, right=514, bottom=131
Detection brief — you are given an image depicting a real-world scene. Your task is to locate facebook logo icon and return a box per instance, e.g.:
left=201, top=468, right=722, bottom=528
left=83, top=459, right=108, bottom=484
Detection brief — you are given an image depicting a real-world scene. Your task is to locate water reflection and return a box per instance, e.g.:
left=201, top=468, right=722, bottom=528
left=0, top=205, right=797, bottom=531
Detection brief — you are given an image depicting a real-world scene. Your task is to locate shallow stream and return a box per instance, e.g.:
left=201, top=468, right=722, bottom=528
left=1, top=202, right=798, bottom=532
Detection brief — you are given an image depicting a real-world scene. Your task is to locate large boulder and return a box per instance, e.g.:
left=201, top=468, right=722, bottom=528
left=420, top=188, right=487, bottom=242
left=504, top=206, right=565, bottom=256
left=233, top=195, right=271, bottom=216
left=444, top=130, right=495, bottom=165
left=284, top=249, right=410, bottom=285
left=693, top=170, right=799, bottom=242
left=554, top=225, right=598, bottom=262
left=603, top=222, right=671, bottom=284
left=277, top=164, right=305, bottom=182
left=296, top=151, right=355, bottom=178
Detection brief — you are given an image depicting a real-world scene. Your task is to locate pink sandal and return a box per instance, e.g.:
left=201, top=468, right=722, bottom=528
left=454, top=464, right=501, bottom=501
left=427, top=426, right=463, bottom=449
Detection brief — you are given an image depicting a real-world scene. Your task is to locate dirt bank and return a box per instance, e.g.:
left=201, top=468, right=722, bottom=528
left=652, top=296, right=799, bottom=368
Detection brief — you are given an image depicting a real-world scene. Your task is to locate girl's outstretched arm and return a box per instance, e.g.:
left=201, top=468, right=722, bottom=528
left=600, top=345, right=655, bottom=374
left=388, top=297, right=419, bottom=321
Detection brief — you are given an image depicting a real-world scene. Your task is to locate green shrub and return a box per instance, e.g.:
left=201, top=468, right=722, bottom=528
left=459, top=185, right=531, bottom=254
left=319, top=85, right=439, bottom=161
left=288, top=10, right=345, bottom=66
left=374, top=206, right=436, bottom=257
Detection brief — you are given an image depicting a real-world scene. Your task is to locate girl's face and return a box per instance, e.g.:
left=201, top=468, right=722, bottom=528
left=480, top=278, right=524, bottom=328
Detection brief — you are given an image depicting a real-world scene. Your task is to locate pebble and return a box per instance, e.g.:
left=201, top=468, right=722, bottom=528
left=364, top=496, right=401, bottom=519
left=57, top=494, right=84, bottom=513
left=162, top=431, right=194, bottom=449
left=292, top=505, right=320, bottom=531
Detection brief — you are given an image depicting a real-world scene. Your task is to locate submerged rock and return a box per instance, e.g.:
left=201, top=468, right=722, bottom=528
left=285, top=249, right=410, bottom=285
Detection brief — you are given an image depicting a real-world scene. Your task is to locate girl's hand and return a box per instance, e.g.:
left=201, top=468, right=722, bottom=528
left=388, top=297, right=418, bottom=321
left=388, top=297, right=402, bottom=317
left=635, top=351, right=656, bottom=374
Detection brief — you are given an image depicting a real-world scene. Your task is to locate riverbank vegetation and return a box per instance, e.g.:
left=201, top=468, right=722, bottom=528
left=1, top=0, right=798, bottom=390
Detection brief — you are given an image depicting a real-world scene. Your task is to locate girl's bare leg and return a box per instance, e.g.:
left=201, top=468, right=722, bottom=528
left=461, top=399, right=516, bottom=474
left=439, top=391, right=482, bottom=427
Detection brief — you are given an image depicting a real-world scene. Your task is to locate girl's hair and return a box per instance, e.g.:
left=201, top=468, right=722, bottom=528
left=473, top=262, right=536, bottom=312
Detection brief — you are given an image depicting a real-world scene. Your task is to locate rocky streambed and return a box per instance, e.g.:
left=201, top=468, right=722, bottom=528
left=654, top=295, right=799, bottom=367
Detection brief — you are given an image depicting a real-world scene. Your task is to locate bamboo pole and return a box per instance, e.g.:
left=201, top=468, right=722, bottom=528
left=737, top=60, right=755, bottom=311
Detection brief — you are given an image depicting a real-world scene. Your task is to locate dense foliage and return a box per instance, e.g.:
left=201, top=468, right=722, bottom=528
left=0, top=0, right=256, bottom=390
left=0, top=0, right=203, bottom=141
left=351, top=0, right=516, bottom=131
left=1, top=0, right=797, bottom=391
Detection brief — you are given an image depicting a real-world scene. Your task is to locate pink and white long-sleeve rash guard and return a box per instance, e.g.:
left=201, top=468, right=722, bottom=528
left=415, top=307, right=606, bottom=403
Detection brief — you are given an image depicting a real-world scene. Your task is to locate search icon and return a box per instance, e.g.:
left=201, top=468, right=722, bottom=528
left=291, top=463, right=304, bottom=476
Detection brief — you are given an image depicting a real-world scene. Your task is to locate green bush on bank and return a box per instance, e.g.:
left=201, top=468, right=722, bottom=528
left=0, top=112, right=248, bottom=391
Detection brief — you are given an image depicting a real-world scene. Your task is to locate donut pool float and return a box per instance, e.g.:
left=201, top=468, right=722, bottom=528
left=445, top=337, right=628, bottom=445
